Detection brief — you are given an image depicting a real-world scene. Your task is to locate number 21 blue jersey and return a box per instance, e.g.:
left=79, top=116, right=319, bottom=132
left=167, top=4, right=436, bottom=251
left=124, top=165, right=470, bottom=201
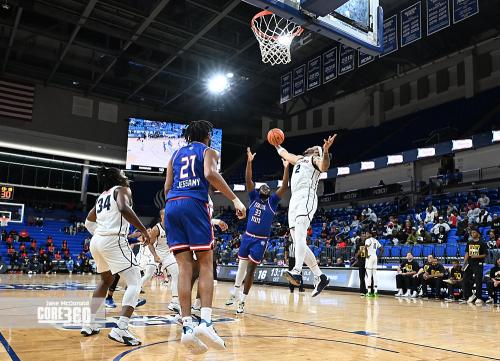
left=167, top=142, right=210, bottom=203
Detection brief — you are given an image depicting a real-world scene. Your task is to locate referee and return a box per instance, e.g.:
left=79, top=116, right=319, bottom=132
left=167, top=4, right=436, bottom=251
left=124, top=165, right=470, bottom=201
left=285, top=235, right=304, bottom=293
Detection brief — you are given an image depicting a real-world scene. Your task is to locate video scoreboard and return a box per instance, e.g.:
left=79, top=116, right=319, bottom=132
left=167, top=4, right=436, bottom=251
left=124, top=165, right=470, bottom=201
left=0, top=185, right=14, bottom=201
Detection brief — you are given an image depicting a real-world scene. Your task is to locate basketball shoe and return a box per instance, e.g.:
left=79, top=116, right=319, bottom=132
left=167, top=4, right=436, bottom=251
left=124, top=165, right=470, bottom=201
left=108, top=327, right=141, bottom=346
left=194, top=320, right=226, bottom=350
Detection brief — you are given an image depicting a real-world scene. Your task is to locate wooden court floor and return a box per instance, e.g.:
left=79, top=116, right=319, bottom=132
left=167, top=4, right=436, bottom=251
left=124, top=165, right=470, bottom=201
left=0, top=274, right=499, bottom=361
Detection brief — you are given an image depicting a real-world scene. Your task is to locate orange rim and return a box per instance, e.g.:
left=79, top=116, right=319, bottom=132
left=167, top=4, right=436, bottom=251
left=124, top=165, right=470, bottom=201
left=251, top=10, right=304, bottom=41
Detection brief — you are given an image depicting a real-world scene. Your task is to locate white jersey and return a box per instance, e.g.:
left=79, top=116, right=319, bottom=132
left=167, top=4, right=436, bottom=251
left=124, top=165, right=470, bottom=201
left=291, top=156, right=321, bottom=195
left=154, top=223, right=170, bottom=256
left=94, top=186, right=130, bottom=236
left=365, top=237, right=382, bottom=257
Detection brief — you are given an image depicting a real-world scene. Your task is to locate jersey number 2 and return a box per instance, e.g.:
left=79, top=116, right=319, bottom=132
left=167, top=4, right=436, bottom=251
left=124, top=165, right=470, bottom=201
left=97, top=195, right=111, bottom=214
left=180, top=155, right=196, bottom=179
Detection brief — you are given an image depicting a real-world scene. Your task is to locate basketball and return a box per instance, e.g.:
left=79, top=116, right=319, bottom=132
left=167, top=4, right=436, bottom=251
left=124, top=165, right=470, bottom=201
left=267, top=128, right=285, bottom=146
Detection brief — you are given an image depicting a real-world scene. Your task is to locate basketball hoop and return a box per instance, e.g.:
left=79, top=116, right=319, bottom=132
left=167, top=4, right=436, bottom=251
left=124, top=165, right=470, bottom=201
left=0, top=216, right=9, bottom=227
left=251, top=11, right=304, bottom=66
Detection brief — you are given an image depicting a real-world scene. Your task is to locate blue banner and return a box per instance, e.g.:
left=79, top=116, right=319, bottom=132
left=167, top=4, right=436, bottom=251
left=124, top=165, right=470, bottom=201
left=358, top=51, right=375, bottom=67
left=322, top=47, right=338, bottom=84
left=307, top=56, right=322, bottom=91
left=339, top=44, right=355, bottom=75
left=452, top=0, right=479, bottom=24
left=280, top=72, right=292, bottom=104
left=381, top=15, right=398, bottom=57
left=292, top=64, right=306, bottom=97
left=401, top=2, right=422, bottom=47
left=427, top=0, right=450, bottom=35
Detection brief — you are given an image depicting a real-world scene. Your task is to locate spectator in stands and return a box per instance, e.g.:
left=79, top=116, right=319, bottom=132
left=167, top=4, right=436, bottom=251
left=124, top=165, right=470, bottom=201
left=350, top=215, right=360, bottom=229
left=361, top=208, right=377, bottom=225
left=46, top=236, right=54, bottom=247
left=456, top=216, right=470, bottom=238
left=406, top=227, right=418, bottom=245
left=424, top=204, right=438, bottom=224
left=41, top=253, right=52, bottom=274
left=416, top=222, right=432, bottom=244
left=476, top=209, right=492, bottom=227
left=18, top=230, right=29, bottom=243
left=19, top=242, right=26, bottom=253
left=423, top=257, right=446, bottom=299
left=80, top=253, right=91, bottom=274
left=431, top=218, right=450, bottom=244
left=335, top=257, right=345, bottom=267
left=463, top=227, right=487, bottom=304
left=444, top=260, right=464, bottom=302
left=478, top=193, right=490, bottom=208
left=448, top=211, right=459, bottom=228
left=35, top=217, right=44, bottom=227
left=415, top=255, right=434, bottom=297
left=486, top=230, right=498, bottom=249
left=29, top=254, right=41, bottom=273
left=29, top=240, right=37, bottom=253
left=395, top=252, right=419, bottom=297
left=492, top=214, right=500, bottom=235
left=446, top=203, right=458, bottom=217
left=486, top=257, right=500, bottom=304
left=320, top=223, right=328, bottom=239
left=54, top=251, right=62, bottom=261
left=467, top=206, right=481, bottom=224
left=47, top=243, right=55, bottom=256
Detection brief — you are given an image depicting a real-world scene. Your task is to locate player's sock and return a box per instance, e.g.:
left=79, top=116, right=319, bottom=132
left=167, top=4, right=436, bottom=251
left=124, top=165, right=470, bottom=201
left=239, top=292, right=247, bottom=302
left=117, top=316, right=130, bottom=330
left=304, top=247, right=322, bottom=277
left=200, top=307, right=212, bottom=323
left=235, top=260, right=248, bottom=287
left=230, top=285, right=240, bottom=297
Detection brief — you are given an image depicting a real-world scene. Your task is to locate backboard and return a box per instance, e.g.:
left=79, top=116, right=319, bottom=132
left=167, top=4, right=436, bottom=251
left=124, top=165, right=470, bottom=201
left=0, top=202, right=24, bottom=224
left=242, top=0, right=383, bottom=55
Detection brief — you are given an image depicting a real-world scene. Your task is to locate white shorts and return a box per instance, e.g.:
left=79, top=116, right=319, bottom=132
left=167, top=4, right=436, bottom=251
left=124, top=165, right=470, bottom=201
left=288, top=191, right=318, bottom=229
left=90, top=235, right=138, bottom=275
left=157, top=251, right=176, bottom=269
left=365, top=255, right=378, bottom=270
left=138, top=248, right=155, bottom=270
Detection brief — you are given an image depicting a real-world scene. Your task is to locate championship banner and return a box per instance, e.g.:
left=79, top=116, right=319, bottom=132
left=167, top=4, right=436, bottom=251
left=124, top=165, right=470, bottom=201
left=452, top=0, right=479, bottom=24
left=280, top=72, right=292, bottom=104
left=358, top=51, right=375, bottom=68
left=427, top=0, right=450, bottom=36
left=339, top=44, right=355, bottom=75
left=217, top=265, right=398, bottom=292
left=292, top=64, right=306, bottom=97
left=381, top=15, right=398, bottom=57
left=307, top=56, right=322, bottom=91
left=401, top=2, right=422, bottom=47
left=322, top=47, right=338, bottom=84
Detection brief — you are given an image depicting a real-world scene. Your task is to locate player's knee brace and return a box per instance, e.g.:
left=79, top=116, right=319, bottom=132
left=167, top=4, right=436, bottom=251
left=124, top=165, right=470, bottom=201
left=120, top=267, right=141, bottom=307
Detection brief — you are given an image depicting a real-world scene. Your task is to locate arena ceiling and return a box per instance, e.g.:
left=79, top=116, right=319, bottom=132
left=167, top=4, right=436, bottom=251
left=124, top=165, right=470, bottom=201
left=0, top=0, right=499, bottom=126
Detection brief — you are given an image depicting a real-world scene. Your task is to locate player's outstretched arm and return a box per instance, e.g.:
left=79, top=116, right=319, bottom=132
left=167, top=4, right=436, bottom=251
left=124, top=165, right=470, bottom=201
left=275, top=145, right=302, bottom=165
left=276, top=160, right=290, bottom=198
left=116, top=187, right=150, bottom=244
left=314, top=134, right=337, bottom=172
left=246, top=147, right=256, bottom=193
left=204, top=148, right=246, bottom=219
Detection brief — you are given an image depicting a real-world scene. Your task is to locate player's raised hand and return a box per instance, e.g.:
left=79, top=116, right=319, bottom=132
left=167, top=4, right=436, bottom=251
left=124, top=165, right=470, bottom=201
left=141, top=229, right=151, bottom=245
left=323, top=134, right=337, bottom=153
left=247, top=147, right=256, bottom=162
left=217, top=220, right=229, bottom=231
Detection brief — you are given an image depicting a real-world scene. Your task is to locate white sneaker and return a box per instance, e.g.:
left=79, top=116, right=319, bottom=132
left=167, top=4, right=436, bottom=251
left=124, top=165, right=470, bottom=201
left=236, top=301, right=245, bottom=314
left=418, top=289, right=423, bottom=297
left=194, top=321, right=226, bottom=350
left=395, top=290, right=403, bottom=297
left=181, top=324, right=208, bottom=354
left=225, top=295, right=236, bottom=306
left=467, top=295, right=477, bottom=304
left=108, top=327, right=141, bottom=346
left=475, top=298, right=484, bottom=305
left=411, top=291, right=418, bottom=298
left=403, top=290, right=411, bottom=298
left=168, top=301, right=181, bottom=314
left=486, top=297, right=494, bottom=304
left=80, top=325, right=100, bottom=337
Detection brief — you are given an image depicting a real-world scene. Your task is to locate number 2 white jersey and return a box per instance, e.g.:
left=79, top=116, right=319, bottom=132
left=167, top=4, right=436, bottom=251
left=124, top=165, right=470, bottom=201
left=154, top=223, right=170, bottom=256
left=95, top=186, right=130, bottom=236
left=365, top=237, right=382, bottom=257
left=291, top=156, right=321, bottom=195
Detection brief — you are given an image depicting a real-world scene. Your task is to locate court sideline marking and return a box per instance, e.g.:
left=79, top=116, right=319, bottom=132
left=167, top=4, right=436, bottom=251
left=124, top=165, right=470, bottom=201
left=0, top=331, right=20, bottom=361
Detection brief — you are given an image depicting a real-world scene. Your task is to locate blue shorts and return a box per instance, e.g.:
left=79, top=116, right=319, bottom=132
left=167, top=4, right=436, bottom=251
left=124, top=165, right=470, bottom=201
left=238, top=232, right=268, bottom=264
left=165, top=197, right=214, bottom=253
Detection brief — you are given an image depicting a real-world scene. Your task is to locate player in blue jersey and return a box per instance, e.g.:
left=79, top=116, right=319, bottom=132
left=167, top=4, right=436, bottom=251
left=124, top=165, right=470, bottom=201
left=164, top=120, right=246, bottom=355
left=225, top=147, right=289, bottom=314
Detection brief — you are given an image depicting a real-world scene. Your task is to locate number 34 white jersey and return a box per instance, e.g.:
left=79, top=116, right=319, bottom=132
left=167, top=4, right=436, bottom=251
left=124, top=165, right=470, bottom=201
left=95, top=186, right=130, bottom=237
left=291, top=156, right=321, bottom=195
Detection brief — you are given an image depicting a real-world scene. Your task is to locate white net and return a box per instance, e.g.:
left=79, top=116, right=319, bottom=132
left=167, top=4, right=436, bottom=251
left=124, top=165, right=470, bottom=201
left=0, top=217, right=9, bottom=227
left=251, top=11, right=303, bottom=66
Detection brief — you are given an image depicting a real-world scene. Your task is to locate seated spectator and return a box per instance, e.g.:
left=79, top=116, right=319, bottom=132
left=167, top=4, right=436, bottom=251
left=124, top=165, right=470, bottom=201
left=423, top=258, right=446, bottom=299
left=18, top=230, right=29, bottom=243
left=40, top=253, right=52, bottom=274
left=431, top=217, right=450, bottom=235
left=415, top=255, right=434, bottom=297
left=47, top=244, right=55, bottom=256
left=488, top=213, right=500, bottom=234
left=30, top=254, right=41, bottom=273
left=467, top=207, right=481, bottom=224
left=444, top=260, right=464, bottom=302
left=66, top=257, right=74, bottom=274
left=446, top=203, right=458, bottom=217
left=29, top=240, right=37, bottom=252
left=320, top=223, right=328, bottom=239
left=486, top=257, right=500, bottom=304
left=478, top=193, right=490, bottom=208
left=5, top=235, right=13, bottom=247
left=406, top=227, right=418, bottom=245
left=395, top=252, right=420, bottom=297
left=35, top=217, right=44, bottom=227
left=416, top=222, right=432, bottom=243
left=476, top=209, right=492, bottom=227
left=424, top=204, right=438, bottom=224
left=486, top=230, right=498, bottom=249
left=448, top=211, right=459, bottom=228
left=350, top=215, right=360, bottom=229
left=19, top=242, right=26, bottom=252
left=54, top=251, right=62, bottom=261
left=46, top=236, right=54, bottom=248
left=361, top=208, right=377, bottom=224
left=433, top=226, right=449, bottom=244
left=334, top=257, right=345, bottom=267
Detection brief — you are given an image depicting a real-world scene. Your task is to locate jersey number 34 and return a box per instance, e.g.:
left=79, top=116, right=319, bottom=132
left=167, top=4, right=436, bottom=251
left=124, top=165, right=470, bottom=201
left=97, top=195, right=111, bottom=214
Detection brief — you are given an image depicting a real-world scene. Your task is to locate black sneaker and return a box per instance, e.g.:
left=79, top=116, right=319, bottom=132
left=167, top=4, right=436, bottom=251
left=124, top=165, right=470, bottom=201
left=311, top=274, right=329, bottom=297
left=284, top=270, right=302, bottom=287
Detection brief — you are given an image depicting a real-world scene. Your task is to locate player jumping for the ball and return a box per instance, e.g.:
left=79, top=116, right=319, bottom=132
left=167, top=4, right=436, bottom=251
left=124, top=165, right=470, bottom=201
left=275, top=134, right=337, bottom=297
left=225, top=147, right=289, bottom=314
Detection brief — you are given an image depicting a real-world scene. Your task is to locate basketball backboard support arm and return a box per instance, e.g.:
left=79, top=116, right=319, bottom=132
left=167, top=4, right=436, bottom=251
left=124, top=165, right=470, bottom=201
left=242, top=0, right=384, bottom=55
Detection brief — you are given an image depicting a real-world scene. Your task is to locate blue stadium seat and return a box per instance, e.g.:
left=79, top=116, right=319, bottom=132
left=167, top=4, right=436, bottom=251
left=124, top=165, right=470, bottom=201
left=446, top=244, right=458, bottom=259
left=423, top=244, right=435, bottom=257
left=458, top=243, right=467, bottom=257
left=425, top=223, right=434, bottom=232
left=447, top=236, right=458, bottom=244
left=391, top=246, right=401, bottom=258
left=448, top=229, right=457, bottom=238
left=383, top=246, right=391, bottom=258
left=401, top=244, right=412, bottom=257
left=434, top=244, right=445, bottom=259
left=412, top=244, right=423, bottom=258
